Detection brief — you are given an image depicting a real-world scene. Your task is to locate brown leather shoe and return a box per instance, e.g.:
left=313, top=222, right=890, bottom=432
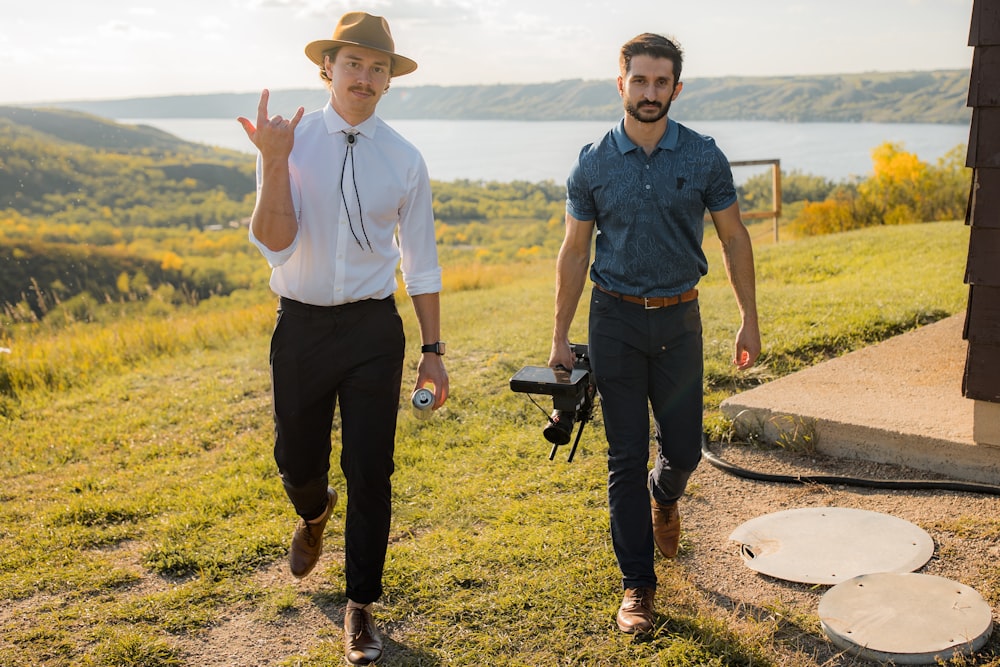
left=288, top=487, right=337, bottom=578
left=616, top=587, right=655, bottom=634
left=651, top=497, right=680, bottom=558
left=344, top=605, right=383, bottom=665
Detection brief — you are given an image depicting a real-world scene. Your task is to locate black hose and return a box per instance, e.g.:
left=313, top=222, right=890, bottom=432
left=701, top=439, right=1000, bottom=496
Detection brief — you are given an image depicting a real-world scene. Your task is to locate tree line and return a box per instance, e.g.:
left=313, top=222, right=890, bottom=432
left=738, top=143, right=968, bottom=235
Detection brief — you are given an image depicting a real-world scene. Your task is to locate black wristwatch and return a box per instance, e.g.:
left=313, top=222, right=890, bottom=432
left=421, top=341, right=446, bottom=355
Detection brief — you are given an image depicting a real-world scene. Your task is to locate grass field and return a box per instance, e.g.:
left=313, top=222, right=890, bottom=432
left=0, top=220, right=980, bottom=666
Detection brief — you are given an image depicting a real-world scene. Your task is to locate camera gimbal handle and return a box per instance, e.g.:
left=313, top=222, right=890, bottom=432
left=508, top=343, right=596, bottom=462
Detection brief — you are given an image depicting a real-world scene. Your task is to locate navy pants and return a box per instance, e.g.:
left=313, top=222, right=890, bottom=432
left=270, top=296, right=405, bottom=604
left=588, top=287, right=704, bottom=591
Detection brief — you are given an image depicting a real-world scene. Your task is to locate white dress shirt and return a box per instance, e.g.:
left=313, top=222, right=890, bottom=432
left=250, top=103, right=442, bottom=306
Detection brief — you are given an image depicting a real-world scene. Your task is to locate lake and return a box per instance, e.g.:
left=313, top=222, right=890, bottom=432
left=123, top=117, right=971, bottom=185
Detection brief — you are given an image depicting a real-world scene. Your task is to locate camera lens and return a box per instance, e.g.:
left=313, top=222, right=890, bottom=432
left=543, top=410, right=575, bottom=445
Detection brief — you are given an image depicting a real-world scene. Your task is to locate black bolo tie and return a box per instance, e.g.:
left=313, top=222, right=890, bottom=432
left=341, top=130, right=372, bottom=252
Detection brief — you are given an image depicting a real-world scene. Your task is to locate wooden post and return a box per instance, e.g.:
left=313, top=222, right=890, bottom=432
left=772, top=160, right=782, bottom=244
left=728, top=158, right=782, bottom=243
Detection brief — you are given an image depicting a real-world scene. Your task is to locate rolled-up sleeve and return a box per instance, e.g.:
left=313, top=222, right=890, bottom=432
left=250, top=227, right=299, bottom=268
left=397, top=158, right=442, bottom=296
left=248, top=153, right=301, bottom=268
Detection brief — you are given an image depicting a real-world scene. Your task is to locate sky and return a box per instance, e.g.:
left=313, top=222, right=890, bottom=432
left=1, top=0, right=976, bottom=106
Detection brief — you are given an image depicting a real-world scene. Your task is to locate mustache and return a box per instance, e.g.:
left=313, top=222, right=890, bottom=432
left=349, top=84, right=377, bottom=96
left=638, top=101, right=662, bottom=109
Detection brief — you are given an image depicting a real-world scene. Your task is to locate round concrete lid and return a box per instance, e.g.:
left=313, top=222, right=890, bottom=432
left=819, top=572, right=993, bottom=664
left=728, top=507, right=934, bottom=585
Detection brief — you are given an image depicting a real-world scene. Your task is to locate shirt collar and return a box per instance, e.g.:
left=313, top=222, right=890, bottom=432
left=322, top=103, right=379, bottom=140
left=612, top=117, right=680, bottom=154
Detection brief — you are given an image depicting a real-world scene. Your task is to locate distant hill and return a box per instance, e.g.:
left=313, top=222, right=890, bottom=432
left=0, top=106, right=239, bottom=158
left=31, top=70, right=971, bottom=125
left=0, top=106, right=254, bottom=313
left=0, top=106, right=252, bottom=213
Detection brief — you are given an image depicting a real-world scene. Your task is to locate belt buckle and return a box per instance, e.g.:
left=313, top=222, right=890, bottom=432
left=643, top=297, right=659, bottom=310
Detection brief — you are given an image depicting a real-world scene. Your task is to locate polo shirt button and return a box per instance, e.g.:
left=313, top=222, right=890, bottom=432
left=645, top=184, right=651, bottom=190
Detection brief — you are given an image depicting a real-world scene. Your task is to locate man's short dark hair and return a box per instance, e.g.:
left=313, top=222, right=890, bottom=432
left=620, top=33, right=683, bottom=81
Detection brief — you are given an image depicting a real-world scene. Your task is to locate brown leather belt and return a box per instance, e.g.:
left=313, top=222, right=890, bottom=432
left=595, top=284, right=698, bottom=309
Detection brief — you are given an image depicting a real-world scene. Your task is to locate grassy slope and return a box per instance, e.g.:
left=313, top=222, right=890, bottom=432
left=0, top=220, right=984, bottom=666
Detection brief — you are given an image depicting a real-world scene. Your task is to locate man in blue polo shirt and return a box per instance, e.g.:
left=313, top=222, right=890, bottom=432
left=549, top=32, right=760, bottom=635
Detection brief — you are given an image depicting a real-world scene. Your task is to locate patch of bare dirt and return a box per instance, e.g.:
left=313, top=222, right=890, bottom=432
left=173, top=561, right=345, bottom=667
left=680, top=442, right=1000, bottom=666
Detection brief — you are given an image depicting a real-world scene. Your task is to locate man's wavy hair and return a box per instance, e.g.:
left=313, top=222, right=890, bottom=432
left=619, top=33, right=684, bottom=82
left=319, top=48, right=341, bottom=85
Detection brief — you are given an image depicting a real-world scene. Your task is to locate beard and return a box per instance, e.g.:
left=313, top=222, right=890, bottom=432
left=625, top=99, right=671, bottom=123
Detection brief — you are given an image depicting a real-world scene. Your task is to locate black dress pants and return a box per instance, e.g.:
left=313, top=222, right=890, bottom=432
left=588, top=287, right=704, bottom=591
left=270, top=295, right=405, bottom=604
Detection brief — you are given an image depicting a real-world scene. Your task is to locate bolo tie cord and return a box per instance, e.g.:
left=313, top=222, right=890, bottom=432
left=341, top=131, right=372, bottom=252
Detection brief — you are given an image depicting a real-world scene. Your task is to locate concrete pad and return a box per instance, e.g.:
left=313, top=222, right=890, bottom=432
left=721, top=314, right=1000, bottom=485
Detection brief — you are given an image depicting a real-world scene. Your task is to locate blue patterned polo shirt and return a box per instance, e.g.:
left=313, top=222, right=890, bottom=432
left=566, top=118, right=737, bottom=298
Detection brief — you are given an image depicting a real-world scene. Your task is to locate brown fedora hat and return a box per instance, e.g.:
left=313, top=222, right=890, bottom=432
left=305, top=12, right=417, bottom=77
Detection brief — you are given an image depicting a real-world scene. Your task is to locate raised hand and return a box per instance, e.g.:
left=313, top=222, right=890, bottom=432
left=236, top=89, right=304, bottom=159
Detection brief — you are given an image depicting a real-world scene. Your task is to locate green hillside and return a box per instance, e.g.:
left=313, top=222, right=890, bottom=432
left=1, top=241, right=213, bottom=310
left=0, top=106, right=207, bottom=153
left=0, top=107, right=257, bottom=316
left=34, top=69, right=971, bottom=125
left=0, top=106, right=253, bottom=214
left=677, top=70, right=970, bottom=123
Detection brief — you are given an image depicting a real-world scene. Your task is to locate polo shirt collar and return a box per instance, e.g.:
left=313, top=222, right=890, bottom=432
left=322, top=103, right=379, bottom=139
left=612, top=117, right=680, bottom=154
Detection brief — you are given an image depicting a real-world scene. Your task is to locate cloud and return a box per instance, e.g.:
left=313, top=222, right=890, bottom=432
left=239, top=0, right=482, bottom=23
left=245, top=0, right=309, bottom=8
left=0, top=40, right=34, bottom=66
left=0, top=0, right=975, bottom=104
left=373, top=0, right=482, bottom=23
left=96, top=20, right=170, bottom=42
left=198, top=16, right=230, bottom=41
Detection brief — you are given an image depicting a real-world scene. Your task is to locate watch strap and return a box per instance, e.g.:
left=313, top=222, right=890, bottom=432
left=421, top=341, right=445, bottom=355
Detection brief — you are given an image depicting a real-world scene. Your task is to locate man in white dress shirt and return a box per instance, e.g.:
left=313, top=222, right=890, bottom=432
left=238, top=11, right=448, bottom=666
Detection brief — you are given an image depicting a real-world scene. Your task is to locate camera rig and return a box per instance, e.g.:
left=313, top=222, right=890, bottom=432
left=508, top=343, right=597, bottom=462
